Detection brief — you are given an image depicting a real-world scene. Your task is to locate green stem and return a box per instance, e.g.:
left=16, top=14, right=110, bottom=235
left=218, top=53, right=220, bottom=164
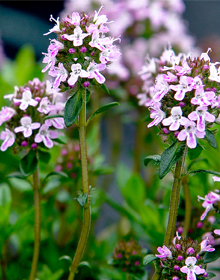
left=182, top=174, right=191, bottom=237
left=68, top=89, right=91, bottom=280
left=164, top=145, right=187, bottom=246
left=29, top=166, right=41, bottom=280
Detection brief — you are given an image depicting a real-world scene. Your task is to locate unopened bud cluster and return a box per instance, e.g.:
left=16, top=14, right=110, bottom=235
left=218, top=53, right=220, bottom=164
left=138, top=47, right=220, bottom=149
left=112, top=238, right=144, bottom=276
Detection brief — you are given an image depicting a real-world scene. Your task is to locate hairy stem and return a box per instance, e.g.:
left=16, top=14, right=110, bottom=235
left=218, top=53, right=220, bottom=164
left=68, top=89, right=91, bottom=280
left=182, top=174, right=191, bottom=237
left=29, top=166, right=41, bottom=280
left=164, top=145, right=187, bottom=246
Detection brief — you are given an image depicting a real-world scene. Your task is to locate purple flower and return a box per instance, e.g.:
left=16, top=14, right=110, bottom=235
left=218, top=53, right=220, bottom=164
left=180, top=257, right=205, bottom=280
left=14, top=116, right=40, bottom=138
left=63, top=26, right=89, bottom=46
left=177, top=120, right=205, bottom=149
left=87, top=61, right=106, bottom=84
left=34, top=124, right=58, bottom=148
left=155, top=245, right=172, bottom=259
left=0, top=128, right=15, bottom=151
left=68, top=63, right=89, bottom=86
left=200, top=238, right=215, bottom=253
left=169, top=75, right=193, bottom=101
left=198, top=191, right=220, bottom=220
left=214, top=229, right=220, bottom=235
left=152, top=74, right=170, bottom=102
left=148, top=103, right=165, bottom=128
left=0, top=106, right=16, bottom=125
left=48, top=63, right=68, bottom=88
left=175, top=60, right=191, bottom=76
left=191, top=87, right=215, bottom=107
left=37, top=97, right=52, bottom=114
left=13, top=89, right=38, bottom=110
left=162, top=106, right=188, bottom=131
left=188, top=106, right=215, bottom=132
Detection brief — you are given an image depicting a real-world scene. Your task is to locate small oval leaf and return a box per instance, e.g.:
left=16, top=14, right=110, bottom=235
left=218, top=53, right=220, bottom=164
left=143, top=254, right=158, bottom=266
left=59, top=255, right=72, bottom=263
left=205, top=129, right=217, bottom=149
left=144, top=155, right=161, bottom=167
left=64, top=91, right=83, bottom=127
left=187, top=143, right=203, bottom=160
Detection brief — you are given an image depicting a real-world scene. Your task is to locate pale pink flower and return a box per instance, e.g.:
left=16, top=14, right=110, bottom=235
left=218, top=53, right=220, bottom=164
left=44, top=15, right=61, bottom=35
left=152, top=74, right=170, bottom=102
left=34, top=124, right=58, bottom=148
left=68, top=63, right=89, bottom=86
left=155, top=245, right=172, bottom=259
left=198, top=191, right=220, bottom=220
left=87, top=61, right=106, bottom=84
left=48, top=63, right=68, bottom=88
left=213, top=176, right=220, bottom=182
left=162, top=106, right=188, bottom=131
left=13, top=89, right=38, bottom=110
left=188, top=106, right=215, bottom=132
left=14, top=116, right=40, bottom=138
left=180, top=257, right=205, bottom=280
left=0, top=106, right=16, bottom=125
left=191, top=87, right=215, bottom=107
left=169, top=75, right=193, bottom=101
left=200, top=238, right=215, bottom=253
left=63, top=26, right=90, bottom=46
left=0, top=128, right=15, bottom=151
left=65, top=12, right=81, bottom=26
left=37, top=97, right=52, bottom=114
left=148, top=103, right=165, bottom=128
left=214, top=229, right=220, bottom=235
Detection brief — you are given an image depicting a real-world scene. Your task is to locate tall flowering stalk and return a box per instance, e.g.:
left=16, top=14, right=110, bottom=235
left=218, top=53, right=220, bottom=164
left=0, top=78, right=65, bottom=280
left=43, top=7, right=120, bottom=279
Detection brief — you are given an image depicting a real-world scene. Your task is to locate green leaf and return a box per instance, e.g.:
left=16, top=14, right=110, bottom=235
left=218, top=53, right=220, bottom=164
left=43, top=114, right=64, bottom=122
left=38, top=149, right=51, bottom=164
left=144, top=155, right=161, bottom=167
left=187, top=143, right=203, bottom=160
left=86, top=102, right=119, bottom=125
left=78, top=261, right=91, bottom=268
left=205, top=129, right=217, bottom=149
left=186, top=169, right=220, bottom=177
left=100, top=83, right=110, bottom=94
left=76, top=193, right=88, bottom=207
left=42, top=171, right=68, bottom=187
left=206, top=272, right=216, bottom=280
left=58, top=255, right=72, bottom=263
left=204, top=246, right=220, bottom=263
left=64, top=91, right=83, bottom=127
left=143, top=254, right=158, bottom=266
left=0, top=184, right=11, bottom=207
left=7, top=172, right=26, bottom=179
left=19, top=149, right=38, bottom=177
left=159, top=142, right=185, bottom=179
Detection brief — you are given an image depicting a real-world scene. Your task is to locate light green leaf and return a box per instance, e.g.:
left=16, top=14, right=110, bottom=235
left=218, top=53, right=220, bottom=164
left=143, top=254, right=158, bottom=266
left=76, top=193, right=88, bottom=207
left=0, top=184, right=11, bottom=207
left=144, top=155, right=161, bottom=167
left=64, top=91, right=83, bottom=127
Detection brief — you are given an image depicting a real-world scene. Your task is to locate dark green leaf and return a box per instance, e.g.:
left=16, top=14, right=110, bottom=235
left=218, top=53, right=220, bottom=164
left=59, top=255, right=72, bottom=263
left=76, top=193, right=88, bottom=207
left=205, top=129, right=217, bottom=149
left=204, top=246, right=220, bottom=263
left=43, top=114, right=63, bottom=122
left=143, top=254, right=158, bottom=266
left=186, top=169, right=220, bottom=177
left=7, top=172, right=26, bottom=179
left=78, top=261, right=91, bottom=268
left=19, top=149, right=38, bottom=177
left=144, top=155, right=161, bottom=167
left=86, top=102, right=119, bottom=125
left=64, top=91, right=83, bottom=127
left=100, top=83, right=110, bottom=94
left=159, top=142, right=185, bottom=179
left=38, top=149, right=51, bottom=164
left=187, top=143, right=203, bottom=160
left=206, top=272, right=216, bottom=280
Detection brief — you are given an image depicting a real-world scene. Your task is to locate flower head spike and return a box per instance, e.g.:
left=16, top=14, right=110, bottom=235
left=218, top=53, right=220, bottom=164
left=180, top=257, right=205, bottom=280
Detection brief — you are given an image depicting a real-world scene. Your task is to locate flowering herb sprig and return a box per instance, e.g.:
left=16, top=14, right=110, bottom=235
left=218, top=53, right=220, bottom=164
left=145, top=234, right=215, bottom=280
left=42, top=7, right=121, bottom=93
left=138, top=47, right=220, bottom=149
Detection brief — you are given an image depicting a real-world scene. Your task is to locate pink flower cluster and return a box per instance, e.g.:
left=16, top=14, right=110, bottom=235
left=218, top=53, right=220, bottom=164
left=42, top=7, right=121, bottom=91
left=138, top=47, right=220, bottom=149
left=0, top=78, right=65, bottom=151
left=155, top=233, right=215, bottom=280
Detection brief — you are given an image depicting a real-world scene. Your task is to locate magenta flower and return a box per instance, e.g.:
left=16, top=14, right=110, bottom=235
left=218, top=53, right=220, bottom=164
left=180, top=257, right=205, bottom=280
left=188, top=106, right=215, bottom=132
left=162, top=106, right=188, bottom=131
left=13, top=89, right=38, bottom=110
left=175, top=60, right=191, bottom=76
left=68, top=63, right=89, bottom=86
left=200, top=238, right=215, bottom=253
left=63, top=26, right=90, bottom=46
left=177, top=120, right=205, bottom=149
left=14, top=116, right=40, bottom=138
left=48, top=63, right=68, bottom=88
left=34, top=124, right=58, bottom=148
left=0, top=106, right=16, bottom=125
left=198, top=191, right=220, bottom=220
left=155, top=245, right=172, bottom=259
left=169, top=75, right=193, bottom=101
left=191, top=87, right=215, bottom=107
left=0, top=128, right=15, bottom=151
